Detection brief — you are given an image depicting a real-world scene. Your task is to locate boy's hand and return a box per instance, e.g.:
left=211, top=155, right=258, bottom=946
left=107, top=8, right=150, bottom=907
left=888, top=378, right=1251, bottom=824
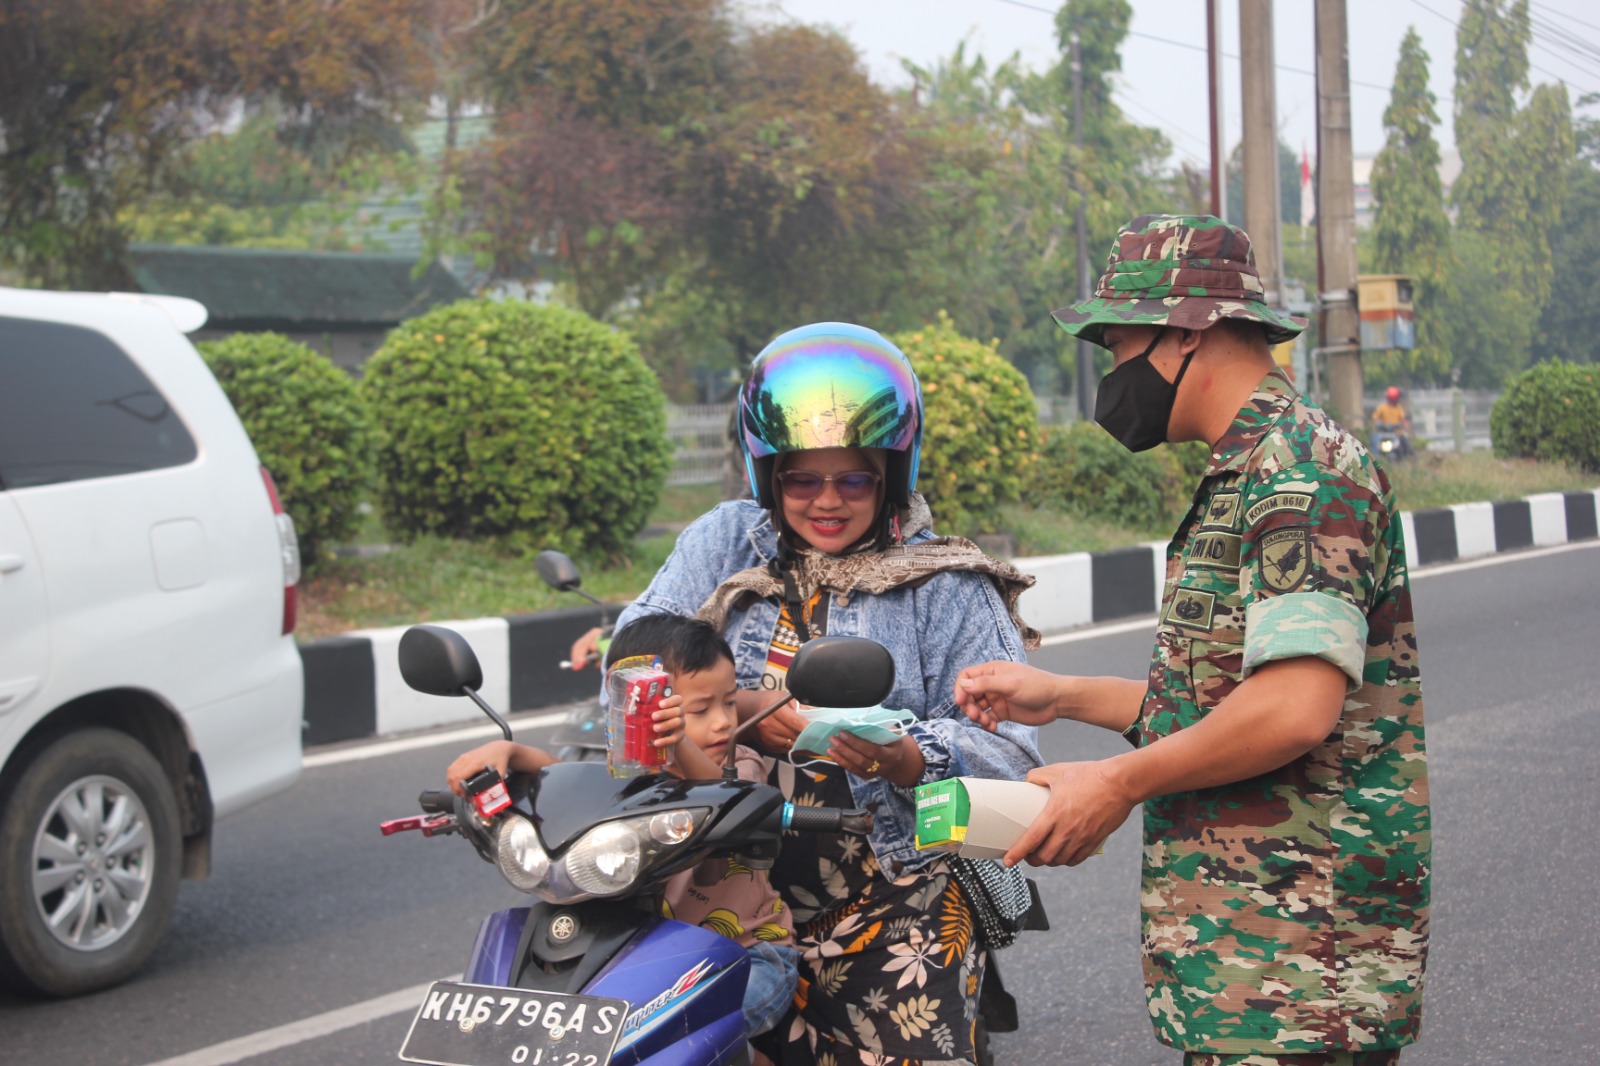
left=652, top=692, right=685, bottom=748
left=447, top=740, right=515, bottom=796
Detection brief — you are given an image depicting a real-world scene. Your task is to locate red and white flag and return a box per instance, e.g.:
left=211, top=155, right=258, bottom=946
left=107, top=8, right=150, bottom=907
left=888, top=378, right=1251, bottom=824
left=1300, top=143, right=1314, bottom=229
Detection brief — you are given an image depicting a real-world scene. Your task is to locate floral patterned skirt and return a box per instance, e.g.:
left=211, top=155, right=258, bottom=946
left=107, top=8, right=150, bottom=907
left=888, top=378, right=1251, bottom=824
left=760, top=762, right=986, bottom=1066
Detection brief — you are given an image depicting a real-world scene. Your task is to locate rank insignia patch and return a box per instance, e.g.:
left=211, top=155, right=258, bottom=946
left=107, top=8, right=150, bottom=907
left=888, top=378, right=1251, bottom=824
left=1201, top=491, right=1241, bottom=529
left=1259, top=527, right=1311, bottom=592
left=1165, top=586, right=1217, bottom=631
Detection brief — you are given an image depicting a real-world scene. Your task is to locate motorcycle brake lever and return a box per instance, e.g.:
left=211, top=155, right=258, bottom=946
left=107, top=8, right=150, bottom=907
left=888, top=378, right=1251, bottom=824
left=379, top=813, right=455, bottom=837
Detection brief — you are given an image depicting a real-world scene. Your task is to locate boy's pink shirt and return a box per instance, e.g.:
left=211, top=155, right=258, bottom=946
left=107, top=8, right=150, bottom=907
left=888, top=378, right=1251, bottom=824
left=660, top=745, right=795, bottom=949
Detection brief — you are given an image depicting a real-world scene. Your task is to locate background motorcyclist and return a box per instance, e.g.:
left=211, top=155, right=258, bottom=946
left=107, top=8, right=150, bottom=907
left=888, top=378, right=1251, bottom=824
left=1372, top=385, right=1413, bottom=459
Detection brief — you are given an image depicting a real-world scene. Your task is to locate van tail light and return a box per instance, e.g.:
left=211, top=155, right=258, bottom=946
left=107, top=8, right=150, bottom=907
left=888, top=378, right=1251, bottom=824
left=259, top=466, right=301, bottom=635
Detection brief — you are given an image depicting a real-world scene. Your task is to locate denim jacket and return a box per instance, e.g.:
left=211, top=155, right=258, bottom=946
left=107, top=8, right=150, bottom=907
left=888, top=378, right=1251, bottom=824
left=612, top=500, right=1042, bottom=875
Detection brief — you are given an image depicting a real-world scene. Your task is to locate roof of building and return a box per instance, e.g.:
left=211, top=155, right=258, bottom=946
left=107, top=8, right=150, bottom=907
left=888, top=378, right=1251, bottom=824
left=128, top=244, right=469, bottom=329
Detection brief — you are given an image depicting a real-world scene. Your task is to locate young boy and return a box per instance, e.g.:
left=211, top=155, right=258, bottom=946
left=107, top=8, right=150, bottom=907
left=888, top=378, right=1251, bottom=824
left=444, top=614, right=798, bottom=1050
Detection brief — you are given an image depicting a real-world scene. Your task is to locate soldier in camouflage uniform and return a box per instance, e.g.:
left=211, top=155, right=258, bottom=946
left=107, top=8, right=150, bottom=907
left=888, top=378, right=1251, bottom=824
left=953, top=214, right=1430, bottom=1065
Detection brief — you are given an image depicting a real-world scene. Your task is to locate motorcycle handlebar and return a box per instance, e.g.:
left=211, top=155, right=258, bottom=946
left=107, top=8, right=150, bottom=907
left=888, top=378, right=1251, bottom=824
left=418, top=789, right=456, bottom=815
left=779, top=804, right=873, bottom=836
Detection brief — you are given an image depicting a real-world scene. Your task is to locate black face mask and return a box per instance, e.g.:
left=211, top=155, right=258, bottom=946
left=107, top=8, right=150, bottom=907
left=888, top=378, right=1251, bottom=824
left=1093, top=331, right=1194, bottom=453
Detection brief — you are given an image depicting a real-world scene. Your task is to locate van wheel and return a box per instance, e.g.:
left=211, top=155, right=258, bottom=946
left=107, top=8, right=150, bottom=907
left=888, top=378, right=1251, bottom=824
left=0, top=728, right=182, bottom=997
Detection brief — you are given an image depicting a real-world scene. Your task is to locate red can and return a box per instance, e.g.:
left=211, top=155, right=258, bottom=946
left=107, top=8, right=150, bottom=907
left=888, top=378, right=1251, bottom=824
left=623, top=671, right=672, bottom=768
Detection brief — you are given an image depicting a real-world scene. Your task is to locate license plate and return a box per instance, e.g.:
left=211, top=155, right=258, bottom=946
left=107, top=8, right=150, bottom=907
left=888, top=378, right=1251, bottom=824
left=400, top=980, right=628, bottom=1066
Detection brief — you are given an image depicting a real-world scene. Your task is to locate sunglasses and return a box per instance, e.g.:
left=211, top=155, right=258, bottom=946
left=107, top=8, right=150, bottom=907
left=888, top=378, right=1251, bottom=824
left=776, top=470, right=882, bottom=502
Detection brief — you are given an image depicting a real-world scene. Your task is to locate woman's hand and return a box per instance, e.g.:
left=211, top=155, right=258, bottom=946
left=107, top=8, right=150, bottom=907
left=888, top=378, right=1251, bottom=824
left=446, top=740, right=516, bottom=796
left=652, top=693, right=685, bottom=749
left=566, top=626, right=606, bottom=671
left=828, top=731, right=926, bottom=789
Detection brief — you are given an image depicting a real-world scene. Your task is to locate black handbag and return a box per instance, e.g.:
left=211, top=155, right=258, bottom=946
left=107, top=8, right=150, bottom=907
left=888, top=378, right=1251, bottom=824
left=947, top=855, right=1049, bottom=951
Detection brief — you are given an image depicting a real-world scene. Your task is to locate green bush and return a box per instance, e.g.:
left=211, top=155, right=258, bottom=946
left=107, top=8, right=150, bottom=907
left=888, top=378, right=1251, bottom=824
left=890, top=313, right=1040, bottom=535
left=197, top=332, right=374, bottom=566
left=1490, top=359, right=1600, bottom=472
left=361, top=298, right=672, bottom=555
left=1028, top=422, right=1206, bottom=533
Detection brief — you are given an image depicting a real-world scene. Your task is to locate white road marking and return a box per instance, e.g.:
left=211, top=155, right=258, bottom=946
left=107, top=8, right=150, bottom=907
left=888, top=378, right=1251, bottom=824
left=139, top=976, right=459, bottom=1066
left=1034, top=539, right=1600, bottom=647
left=1409, top=536, right=1600, bottom=578
left=303, top=710, right=569, bottom=768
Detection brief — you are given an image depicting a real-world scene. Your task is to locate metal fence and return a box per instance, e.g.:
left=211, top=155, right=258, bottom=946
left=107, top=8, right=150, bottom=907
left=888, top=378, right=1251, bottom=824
left=666, top=403, right=735, bottom=486
left=1365, top=388, right=1498, bottom=452
left=664, top=390, right=1499, bottom=484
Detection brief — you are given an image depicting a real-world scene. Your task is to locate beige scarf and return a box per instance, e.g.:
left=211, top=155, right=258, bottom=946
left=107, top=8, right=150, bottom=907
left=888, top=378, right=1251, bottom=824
left=696, top=493, right=1041, bottom=650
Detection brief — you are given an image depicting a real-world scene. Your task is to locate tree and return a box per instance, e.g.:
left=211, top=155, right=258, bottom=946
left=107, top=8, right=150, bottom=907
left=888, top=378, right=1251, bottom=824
left=1449, top=0, right=1574, bottom=383
left=120, top=107, right=424, bottom=252
left=1368, top=26, right=1453, bottom=385
left=1534, top=95, right=1600, bottom=364
left=1225, top=140, right=1304, bottom=230
left=894, top=1, right=1173, bottom=396
left=0, top=0, right=439, bottom=288
left=456, top=4, right=940, bottom=363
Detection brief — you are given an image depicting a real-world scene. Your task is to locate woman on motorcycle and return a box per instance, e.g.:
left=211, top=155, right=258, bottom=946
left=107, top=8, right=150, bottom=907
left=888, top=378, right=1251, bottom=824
left=602, top=322, right=1043, bottom=1065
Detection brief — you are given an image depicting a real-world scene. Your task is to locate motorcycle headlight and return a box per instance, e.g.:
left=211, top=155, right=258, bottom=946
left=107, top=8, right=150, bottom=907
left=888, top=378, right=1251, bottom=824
left=494, top=808, right=712, bottom=904
left=496, top=815, right=550, bottom=892
left=566, top=820, right=643, bottom=895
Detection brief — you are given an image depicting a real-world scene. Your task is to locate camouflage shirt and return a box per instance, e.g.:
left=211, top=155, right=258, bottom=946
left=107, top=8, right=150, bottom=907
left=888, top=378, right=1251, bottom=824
left=1136, top=368, right=1430, bottom=1054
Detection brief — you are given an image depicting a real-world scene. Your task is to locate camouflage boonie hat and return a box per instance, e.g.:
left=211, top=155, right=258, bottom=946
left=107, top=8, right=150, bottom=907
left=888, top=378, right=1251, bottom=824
left=1052, top=213, right=1308, bottom=349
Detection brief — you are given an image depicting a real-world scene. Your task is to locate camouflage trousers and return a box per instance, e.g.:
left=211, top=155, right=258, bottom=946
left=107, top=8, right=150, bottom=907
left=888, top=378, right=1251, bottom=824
left=1184, top=1052, right=1401, bottom=1066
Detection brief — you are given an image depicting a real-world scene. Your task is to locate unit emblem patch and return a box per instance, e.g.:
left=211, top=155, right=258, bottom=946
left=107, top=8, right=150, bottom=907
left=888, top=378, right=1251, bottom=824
left=1259, top=527, right=1311, bottom=592
left=1202, top=491, right=1241, bottom=529
left=1165, top=587, right=1217, bottom=631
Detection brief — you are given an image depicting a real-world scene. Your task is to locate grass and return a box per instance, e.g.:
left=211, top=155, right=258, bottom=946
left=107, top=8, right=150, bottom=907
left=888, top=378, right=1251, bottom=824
left=297, top=453, right=1598, bottom=640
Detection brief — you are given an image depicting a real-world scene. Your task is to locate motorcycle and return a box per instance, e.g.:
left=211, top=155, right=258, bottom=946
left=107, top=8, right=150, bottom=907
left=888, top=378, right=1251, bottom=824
left=535, top=550, right=612, bottom=763
left=1371, top=420, right=1411, bottom=462
left=382, top=624, right=889, bottom=1066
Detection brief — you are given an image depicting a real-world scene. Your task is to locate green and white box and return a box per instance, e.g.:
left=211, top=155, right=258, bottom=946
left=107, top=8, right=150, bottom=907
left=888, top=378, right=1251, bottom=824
left=914, top=777, right=1050, bottom=860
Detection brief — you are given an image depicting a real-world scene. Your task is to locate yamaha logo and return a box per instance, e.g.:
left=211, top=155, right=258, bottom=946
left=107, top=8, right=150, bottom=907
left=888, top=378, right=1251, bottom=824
left=549, top=914, right=579, bottom=943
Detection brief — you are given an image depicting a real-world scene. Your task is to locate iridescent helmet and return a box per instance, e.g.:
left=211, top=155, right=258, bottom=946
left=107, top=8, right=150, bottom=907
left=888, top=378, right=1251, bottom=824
left=738, top=322, right=923, bottom=508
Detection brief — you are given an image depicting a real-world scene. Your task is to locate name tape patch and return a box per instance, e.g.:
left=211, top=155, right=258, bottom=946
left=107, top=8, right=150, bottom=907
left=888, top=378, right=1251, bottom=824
left=1245, top=492, right=1315, bottom=525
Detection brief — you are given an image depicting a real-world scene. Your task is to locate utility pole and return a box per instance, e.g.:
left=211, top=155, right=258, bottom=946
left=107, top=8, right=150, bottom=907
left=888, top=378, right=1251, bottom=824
left=1207, top=0, right=1225, bottom=217
left=1239, top=0, right=1285, bottom=308
left=1072, top=29, right=1095, bottom=420
left=1315, top=0, right=1363, bottom=428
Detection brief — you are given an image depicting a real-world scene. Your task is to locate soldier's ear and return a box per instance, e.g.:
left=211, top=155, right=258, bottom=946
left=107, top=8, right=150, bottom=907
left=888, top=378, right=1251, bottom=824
left=1175, top=328, right=1205, bottom=359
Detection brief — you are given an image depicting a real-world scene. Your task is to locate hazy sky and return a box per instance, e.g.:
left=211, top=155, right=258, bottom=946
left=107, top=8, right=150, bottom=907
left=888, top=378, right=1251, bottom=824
left=751, top=0, right=1600, bottom=164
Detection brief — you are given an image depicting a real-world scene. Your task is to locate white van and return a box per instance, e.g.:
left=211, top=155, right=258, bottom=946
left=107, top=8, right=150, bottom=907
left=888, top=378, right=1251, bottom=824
left=0, top=288, right=304, bottom=997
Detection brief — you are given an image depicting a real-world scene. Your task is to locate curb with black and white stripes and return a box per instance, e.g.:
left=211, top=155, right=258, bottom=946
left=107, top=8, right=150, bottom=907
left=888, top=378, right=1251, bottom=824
left=298, top=488, right=1600, bottom=747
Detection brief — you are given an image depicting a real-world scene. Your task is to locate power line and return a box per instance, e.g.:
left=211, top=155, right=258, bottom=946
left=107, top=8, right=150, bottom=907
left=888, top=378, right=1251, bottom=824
left=988, top=0, right=1395, bottom=93
left=1408, top=0, right=1600, bottom=96
left=1530, top=0, right=1600, bottom=38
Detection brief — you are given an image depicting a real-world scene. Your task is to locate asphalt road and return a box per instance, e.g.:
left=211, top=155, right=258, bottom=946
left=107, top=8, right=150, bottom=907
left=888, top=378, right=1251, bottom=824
left=3, top=541, right=1597, bottom=1066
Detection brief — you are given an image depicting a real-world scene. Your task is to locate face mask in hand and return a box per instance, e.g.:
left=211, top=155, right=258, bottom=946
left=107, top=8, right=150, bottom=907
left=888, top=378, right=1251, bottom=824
left=788, top=706, right=919, bottom=773
left=1094, top=330, right=1193, bottom=453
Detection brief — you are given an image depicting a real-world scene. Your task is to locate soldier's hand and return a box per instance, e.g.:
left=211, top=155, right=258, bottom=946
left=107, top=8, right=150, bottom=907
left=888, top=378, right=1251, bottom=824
left=955, top=661, right=1061, bottom=730
left=1005, top=761, right=1135, bottom=868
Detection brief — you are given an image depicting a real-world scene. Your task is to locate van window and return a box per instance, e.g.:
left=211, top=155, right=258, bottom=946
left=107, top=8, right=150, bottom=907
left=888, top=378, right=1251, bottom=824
left=0, top=316, right=198, bottom=489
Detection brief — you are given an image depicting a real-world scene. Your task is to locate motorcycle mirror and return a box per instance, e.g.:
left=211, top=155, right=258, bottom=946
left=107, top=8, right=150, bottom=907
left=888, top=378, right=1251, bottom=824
left=785, top=636, right=896, bottom=709
left=398, top=625, right=513, bottom=742
left=399, top=625, right=484, bottom=695
left=534, top=550, right=582, bottom=591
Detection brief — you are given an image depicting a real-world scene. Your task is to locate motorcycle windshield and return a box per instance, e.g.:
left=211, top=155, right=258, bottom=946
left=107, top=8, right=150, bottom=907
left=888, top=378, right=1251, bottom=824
left=528, top=762, right=771, bottom=854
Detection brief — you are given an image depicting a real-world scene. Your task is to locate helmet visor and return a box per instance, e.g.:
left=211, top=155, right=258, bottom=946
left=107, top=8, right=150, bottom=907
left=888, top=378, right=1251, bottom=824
left=740, top=327, right=921, bottom=459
